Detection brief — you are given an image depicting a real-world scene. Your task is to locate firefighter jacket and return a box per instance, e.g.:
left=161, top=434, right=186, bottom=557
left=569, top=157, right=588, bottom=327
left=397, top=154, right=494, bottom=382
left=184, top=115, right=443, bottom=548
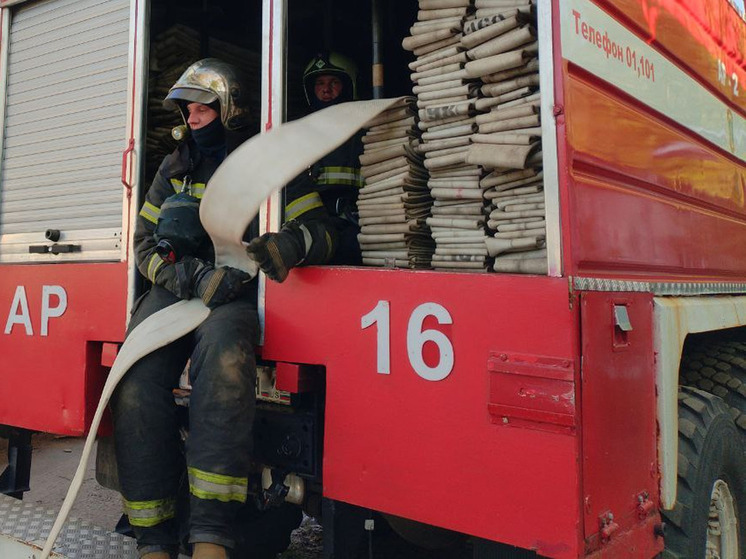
left=135, top=136, right=341, bottom=292
left=135, top=140, right=236, bottom=291
left=284, top=130, right=365, bottom=265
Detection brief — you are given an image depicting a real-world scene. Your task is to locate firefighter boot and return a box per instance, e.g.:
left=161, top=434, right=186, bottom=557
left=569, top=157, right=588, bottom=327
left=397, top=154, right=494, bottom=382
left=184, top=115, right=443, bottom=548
left=192, top=542, right=228, bottom=559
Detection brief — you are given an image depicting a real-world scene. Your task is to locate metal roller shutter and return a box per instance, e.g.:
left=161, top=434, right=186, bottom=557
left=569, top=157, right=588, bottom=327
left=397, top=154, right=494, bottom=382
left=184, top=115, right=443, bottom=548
left=0, top=0, right=131, bottom=263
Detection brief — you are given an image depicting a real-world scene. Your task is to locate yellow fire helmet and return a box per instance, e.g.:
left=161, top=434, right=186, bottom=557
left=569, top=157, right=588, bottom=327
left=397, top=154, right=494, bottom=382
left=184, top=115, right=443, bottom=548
left=164, top=58, right=251, bottom=131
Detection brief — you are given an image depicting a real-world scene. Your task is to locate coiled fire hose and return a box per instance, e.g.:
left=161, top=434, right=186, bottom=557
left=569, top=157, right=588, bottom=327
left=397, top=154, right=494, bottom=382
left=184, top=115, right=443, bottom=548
left=40, top=97, right=404, bottom=559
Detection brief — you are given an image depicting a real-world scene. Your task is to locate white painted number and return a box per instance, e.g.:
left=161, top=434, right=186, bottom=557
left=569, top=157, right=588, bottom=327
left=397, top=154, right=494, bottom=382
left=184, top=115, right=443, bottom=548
left=361, top=301, right=455, bottom=381
left=407, top=303, right=454, bottom=381
left=361, top=300, right=390, bottom=374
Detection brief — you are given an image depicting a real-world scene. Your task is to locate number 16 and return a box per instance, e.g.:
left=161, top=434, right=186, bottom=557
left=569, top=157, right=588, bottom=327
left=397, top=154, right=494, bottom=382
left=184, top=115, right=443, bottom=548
left=361, top=300, right=455, bottom=381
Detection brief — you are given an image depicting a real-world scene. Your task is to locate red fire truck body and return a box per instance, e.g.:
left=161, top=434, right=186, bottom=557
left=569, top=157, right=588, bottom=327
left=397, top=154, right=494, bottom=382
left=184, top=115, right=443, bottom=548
left=0, top=0, right=744, bottom=557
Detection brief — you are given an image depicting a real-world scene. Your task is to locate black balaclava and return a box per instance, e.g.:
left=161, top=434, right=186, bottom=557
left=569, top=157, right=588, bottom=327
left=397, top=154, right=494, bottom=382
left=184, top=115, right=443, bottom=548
left=309, top=73, right=353, bottom=113
left=190, top=108, right=226, bottom=160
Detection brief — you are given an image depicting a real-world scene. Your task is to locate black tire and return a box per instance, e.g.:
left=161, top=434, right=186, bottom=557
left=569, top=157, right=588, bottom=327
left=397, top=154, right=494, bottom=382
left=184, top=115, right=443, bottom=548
left=359, top=513, right=471, bottom=559
left=680, top=341, right=746, bottom=436
left=383, top=514, right=465, bottom=551
left=661, top=388, right=746, bottom=558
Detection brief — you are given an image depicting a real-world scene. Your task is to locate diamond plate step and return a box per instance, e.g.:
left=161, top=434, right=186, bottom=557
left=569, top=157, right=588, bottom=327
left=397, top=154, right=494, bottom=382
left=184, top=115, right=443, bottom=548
left=0, top=492, right=136, bottom=558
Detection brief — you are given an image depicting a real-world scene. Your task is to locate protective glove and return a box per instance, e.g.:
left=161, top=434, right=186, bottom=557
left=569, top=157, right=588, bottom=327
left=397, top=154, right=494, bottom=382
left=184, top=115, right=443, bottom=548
left=193, top=265, right=254, bottom=309
left=245, top=221, right=306, bottom=283
left=168, top=256, right=211, bottom=299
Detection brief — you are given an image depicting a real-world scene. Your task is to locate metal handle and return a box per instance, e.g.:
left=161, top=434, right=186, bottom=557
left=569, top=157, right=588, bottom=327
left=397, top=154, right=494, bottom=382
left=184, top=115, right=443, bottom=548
left=28, top=244, right=81, bottom=255
left=121, top=138, right=135, bottom=190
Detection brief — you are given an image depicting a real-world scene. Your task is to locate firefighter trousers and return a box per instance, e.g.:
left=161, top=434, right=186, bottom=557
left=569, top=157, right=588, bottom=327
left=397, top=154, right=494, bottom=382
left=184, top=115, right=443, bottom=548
left=110, top=285, right=258, bottom=556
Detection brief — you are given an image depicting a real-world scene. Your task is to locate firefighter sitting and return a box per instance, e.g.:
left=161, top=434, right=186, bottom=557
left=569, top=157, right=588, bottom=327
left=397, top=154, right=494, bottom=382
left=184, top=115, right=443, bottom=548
left=110, top=58, right=304, bottom=559
left=245, top=51, right=365, bottom=277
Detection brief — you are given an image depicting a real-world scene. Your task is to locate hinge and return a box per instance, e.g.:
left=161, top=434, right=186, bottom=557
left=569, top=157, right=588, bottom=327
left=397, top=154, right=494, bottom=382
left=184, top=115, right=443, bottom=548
left=599, top=511, right=619, bottom=543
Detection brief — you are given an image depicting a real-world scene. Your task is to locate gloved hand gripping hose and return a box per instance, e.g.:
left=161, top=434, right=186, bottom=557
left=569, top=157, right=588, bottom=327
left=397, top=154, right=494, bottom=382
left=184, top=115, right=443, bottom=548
left=39, top=97, right=406, bottom=559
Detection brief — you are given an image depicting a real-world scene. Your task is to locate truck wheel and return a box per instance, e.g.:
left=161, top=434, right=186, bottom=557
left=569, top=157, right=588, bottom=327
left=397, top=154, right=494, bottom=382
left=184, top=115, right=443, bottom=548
left=231, top=501, right=302, bottom=559
left=662, top=388, right=745, bottom=558
left=680, top=341, right=746, bottom=436
left=383, top=513, right=464, bottom=550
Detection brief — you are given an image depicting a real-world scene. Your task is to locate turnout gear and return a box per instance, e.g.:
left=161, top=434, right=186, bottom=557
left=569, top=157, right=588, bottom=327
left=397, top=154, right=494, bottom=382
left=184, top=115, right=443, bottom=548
left=246, top=220, right=335, bottom=283
left=273, top=52, right=365, bottom=269
left=270, top=52, right=365, bottom=271
left=164, top=58, right=251, bottom=131
left=193, top=264, right=253, bottom=308
left=162, top=256, right=208, bottom=300
left=115, top=59, right=276, bottom=556
left=154, top=191, right=209, bottom=265
left=283, top=139, right=364, bottom=266
left=303, top=52, right=358, bottom=109
left=134, top=140, right=260, bottom=294
left=112, top=286, right=259, bottom=554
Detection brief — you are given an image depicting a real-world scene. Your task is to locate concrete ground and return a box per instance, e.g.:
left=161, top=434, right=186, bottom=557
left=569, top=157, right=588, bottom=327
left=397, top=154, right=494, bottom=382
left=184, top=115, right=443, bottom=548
left=0, top=433, right=322, bottom=558
left=0, top=433, right=123, bottom=531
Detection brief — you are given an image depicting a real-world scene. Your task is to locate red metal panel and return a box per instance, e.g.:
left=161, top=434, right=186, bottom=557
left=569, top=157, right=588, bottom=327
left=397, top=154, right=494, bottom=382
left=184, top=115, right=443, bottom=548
left=563, top=67, right=746, bottom=280
left=264, top=268, right=583, bottom=557
left=487, top=353, right=576, bottom=434
left=597, top=0, right=746, bottom=111
left=580, top=292, right=661, bottom=556
left=0, top=263, right=127, bottom=435
left=275, top=362, right=317, bottom=393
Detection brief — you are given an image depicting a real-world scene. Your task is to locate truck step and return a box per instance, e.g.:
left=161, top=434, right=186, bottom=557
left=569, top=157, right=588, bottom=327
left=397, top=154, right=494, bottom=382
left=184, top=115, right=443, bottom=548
left=0, top=492, right=136, bottom=558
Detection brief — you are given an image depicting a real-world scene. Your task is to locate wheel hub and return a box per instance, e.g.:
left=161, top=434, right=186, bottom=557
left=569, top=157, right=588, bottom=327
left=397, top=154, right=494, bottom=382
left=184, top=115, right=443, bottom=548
left=707, top=479, right=739, bottom=559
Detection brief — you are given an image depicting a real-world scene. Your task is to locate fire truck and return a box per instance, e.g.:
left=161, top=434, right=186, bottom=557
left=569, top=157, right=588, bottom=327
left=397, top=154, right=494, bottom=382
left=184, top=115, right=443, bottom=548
left=0, top=0, right=745, bottom=557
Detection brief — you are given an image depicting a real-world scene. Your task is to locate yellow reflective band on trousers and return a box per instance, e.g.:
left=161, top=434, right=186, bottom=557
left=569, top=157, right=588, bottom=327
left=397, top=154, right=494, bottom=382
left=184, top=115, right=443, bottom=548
left=139, top=201, right=161, bottom=224
left=188, top=466, right=248, bottom=503
left=285, top=192, right=323, bottom=221
left=123, top=497, right=176, bottom=527
left=316, top=166, right=364, bottom=187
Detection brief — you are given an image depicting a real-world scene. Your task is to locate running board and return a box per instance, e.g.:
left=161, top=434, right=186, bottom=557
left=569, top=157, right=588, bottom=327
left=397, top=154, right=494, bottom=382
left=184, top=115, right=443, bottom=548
left=0, top=493, right=135, bottom=558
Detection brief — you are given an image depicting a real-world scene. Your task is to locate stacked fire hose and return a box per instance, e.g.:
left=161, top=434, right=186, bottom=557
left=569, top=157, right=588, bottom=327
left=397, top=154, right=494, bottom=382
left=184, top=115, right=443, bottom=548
left=357, top=99, right=435, bottom=268
left=402, top=0, right=545, bottom=274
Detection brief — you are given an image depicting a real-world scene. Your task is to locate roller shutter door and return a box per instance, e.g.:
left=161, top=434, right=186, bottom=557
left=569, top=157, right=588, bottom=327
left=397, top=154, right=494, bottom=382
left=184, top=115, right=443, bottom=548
left=0, top=0, right=131, bottom=262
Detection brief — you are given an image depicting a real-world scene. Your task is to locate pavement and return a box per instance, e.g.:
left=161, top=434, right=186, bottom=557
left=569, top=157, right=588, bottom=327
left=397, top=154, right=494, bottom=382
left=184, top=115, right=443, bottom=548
left=0, top=433, right=321, bottom=558
left=0, top=433, right=137, bottom=558
left=1, top=433, right=124, bottom=531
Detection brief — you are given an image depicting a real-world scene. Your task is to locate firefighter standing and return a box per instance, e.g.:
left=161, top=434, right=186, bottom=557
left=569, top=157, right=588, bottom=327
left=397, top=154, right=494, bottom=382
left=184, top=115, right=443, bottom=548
left=246, top=52, right=365, bottom=277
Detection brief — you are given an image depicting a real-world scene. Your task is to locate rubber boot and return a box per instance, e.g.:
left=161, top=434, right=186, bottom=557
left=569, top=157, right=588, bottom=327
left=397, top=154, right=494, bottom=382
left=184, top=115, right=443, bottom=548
left=192, top=542, right=228, bottom=559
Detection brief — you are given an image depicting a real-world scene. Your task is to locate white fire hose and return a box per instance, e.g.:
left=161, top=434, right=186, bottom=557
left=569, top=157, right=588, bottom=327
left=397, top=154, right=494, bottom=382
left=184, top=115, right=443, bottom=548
left=39, top=97, right=404, bottom=559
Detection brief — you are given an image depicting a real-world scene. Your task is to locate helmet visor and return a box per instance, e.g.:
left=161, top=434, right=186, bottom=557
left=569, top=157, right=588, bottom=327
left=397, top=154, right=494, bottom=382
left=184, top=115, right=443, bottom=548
left=163, top=87, right=218, bottom=111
